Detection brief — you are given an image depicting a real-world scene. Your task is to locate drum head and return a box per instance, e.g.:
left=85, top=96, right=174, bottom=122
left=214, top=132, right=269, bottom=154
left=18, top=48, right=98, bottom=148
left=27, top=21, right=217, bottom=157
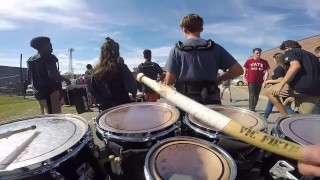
left=145, top=137, right=236, bottom=180
left=97, top=102, right=179, bottom=134
left=188, top=105, right=266, bottom=132
left=0, top=114, right=88, bottom=171
left=279, top=115, right=320, bottom=146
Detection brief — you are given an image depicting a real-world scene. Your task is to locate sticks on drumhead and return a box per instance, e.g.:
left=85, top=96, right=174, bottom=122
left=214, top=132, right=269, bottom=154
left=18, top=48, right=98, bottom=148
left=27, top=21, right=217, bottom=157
left=0, top=131, right=40, bottom=170
left=0, top=125, right=36, bottom=139
left=136, top=73, right=305, bottom=162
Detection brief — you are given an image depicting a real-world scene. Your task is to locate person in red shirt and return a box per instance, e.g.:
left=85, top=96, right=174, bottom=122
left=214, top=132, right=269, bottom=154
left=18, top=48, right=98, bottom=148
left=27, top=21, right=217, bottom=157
left=243, top=48, right=270, bottom=112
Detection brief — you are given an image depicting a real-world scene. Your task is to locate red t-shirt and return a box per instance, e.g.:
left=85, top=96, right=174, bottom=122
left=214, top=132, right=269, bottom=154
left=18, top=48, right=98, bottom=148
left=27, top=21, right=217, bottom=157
left=243, top=58, right=270, bottom=84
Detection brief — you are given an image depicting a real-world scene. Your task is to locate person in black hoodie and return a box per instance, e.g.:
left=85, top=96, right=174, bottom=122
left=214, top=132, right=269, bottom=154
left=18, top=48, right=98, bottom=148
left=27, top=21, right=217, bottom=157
left=27, top=36, right=70, bottom=114
left=90, top=37, right=137, bottom=111
left=138, top=49, right=164, bottom=102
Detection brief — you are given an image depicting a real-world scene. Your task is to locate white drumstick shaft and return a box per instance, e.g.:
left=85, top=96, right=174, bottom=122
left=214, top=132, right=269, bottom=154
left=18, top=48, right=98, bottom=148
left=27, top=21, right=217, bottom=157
left=0, top=125, right=36, bottom=139
left=137, top=73, right=231, bottom=130
left=137, top=73, right=304, bottom=162
left=0, top=131, right=40, bottom=170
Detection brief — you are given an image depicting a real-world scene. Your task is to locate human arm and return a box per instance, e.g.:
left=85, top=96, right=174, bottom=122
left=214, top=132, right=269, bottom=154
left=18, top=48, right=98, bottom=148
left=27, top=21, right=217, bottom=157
left=242, top=68, right=247, bottom=84
left=46, top=55, right=71, bottom=85
left=263, top=70, right=269, bottom=84
left=164, top=72, right=176, bottom=85
left=217, top=63, right=243, bottom=84
left=48, top=70, right=71, bottom=85
left=265, top=77, right=284, bottom=85
left=261, top=70, right=269, bottom=88
left=156, top=64, right=165, bottom=81
left=270, top=61, right=301, bottom=96
left=164, top=48, right=178, bottom=85
left=121, top=64, right=137, bottom=96
left=298, top=144, right=320, bottom=176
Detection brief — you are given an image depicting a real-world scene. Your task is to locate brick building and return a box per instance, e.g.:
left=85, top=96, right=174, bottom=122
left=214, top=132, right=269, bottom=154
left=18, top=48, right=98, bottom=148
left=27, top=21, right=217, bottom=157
left=260, top=34, right=320, bottom=72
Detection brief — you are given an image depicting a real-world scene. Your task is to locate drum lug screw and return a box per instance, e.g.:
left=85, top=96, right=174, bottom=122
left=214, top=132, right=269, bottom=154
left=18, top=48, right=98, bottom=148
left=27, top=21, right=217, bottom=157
left=49, top=169, right=65, bottom=180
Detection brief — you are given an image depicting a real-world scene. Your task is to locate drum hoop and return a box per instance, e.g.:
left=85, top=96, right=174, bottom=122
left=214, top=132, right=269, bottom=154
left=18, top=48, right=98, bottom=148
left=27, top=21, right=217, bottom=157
left=273, top=114, right=320, bottom=146
left=95, top=102, right=180, bottom=135
left=0, top=127, right=92, bottom=179
left=183, top=117, right=219, bottom=139
left=0, top=114, right=88, bottom=129
left=144, top=136, right=237, bottom=180
left=0, top=114, right=88, bottom=176
left=100, top=122, right=181, bottom=142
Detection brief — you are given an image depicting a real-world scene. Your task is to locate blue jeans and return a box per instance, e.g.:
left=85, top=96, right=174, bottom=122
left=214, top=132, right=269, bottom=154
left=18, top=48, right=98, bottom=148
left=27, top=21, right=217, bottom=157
left=264, top=100, right=294, bottom=119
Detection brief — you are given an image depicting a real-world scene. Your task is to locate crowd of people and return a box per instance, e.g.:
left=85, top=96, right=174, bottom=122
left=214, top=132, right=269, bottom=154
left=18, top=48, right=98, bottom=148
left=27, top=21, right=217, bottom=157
left=26, top=13, right=320, bottom=177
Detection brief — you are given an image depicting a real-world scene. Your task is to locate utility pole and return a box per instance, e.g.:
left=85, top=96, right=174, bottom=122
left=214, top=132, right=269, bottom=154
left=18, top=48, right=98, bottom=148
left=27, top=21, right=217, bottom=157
left=68, top=48, right=75, bottom=79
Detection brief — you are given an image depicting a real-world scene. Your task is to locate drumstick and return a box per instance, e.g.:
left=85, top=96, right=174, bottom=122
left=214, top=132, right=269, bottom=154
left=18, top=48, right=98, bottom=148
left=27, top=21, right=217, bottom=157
left=0, top=131, right=40, bottom=170
left=0, top=125, right=36, bottom=139
left=136, top=73, right=305, bottom=162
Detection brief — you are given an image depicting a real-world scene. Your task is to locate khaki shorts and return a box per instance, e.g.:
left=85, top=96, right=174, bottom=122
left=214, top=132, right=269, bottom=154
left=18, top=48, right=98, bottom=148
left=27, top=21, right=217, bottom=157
left=268, top=84, right=320, bottom=114
left=38, top=90, right=62, bottom=114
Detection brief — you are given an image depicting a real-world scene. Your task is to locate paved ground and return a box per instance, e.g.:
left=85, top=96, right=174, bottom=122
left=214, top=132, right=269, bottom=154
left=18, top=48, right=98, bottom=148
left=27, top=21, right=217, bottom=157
left=77, top=85, right=282, bottom=153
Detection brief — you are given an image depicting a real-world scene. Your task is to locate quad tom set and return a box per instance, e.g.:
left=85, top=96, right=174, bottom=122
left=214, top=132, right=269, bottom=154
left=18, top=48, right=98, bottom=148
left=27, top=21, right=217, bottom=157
left=1, top=102, right=319, bottom=180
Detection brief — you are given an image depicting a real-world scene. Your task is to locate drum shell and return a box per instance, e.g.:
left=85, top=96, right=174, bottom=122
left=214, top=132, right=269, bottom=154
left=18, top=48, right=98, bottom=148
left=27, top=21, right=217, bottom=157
left=144, top=136, right=237, bottom=180
left=0, top=115, right=106, bottom=180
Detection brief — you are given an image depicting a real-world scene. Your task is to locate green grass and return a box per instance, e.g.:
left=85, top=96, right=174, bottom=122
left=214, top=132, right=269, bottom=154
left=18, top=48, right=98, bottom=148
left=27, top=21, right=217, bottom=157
left=0, top=94, right=77, bottom=123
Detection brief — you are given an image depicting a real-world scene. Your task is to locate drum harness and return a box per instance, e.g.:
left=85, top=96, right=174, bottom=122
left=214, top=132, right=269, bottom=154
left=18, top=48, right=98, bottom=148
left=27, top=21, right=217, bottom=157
left=174, top=39, right=218, bottom=102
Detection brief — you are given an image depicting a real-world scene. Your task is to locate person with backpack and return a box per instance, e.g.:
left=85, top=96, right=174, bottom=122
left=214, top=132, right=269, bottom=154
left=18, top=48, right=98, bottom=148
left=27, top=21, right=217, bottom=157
left=27, top=36, right=71, bottom=114
left=90, top=37, right=137, bottom=111
left=164, top=13, right=243, bottom=105
left=219, top=70, right=232, bottom=102
left=138, top=49, right=164, bottom=102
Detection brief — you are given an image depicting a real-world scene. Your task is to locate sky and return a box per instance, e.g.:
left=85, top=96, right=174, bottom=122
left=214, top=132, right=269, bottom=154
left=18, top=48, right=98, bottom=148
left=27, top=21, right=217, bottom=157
left=0, top=0, right=319, bottom=75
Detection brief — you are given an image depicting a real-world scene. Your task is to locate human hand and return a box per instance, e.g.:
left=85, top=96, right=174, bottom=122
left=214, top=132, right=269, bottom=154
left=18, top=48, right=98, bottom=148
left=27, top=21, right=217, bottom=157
left=262, top=82, right=267, bottom=88
left=298, top=144, right=320, bottom=176
left=270, top=83, right=284, bottom=96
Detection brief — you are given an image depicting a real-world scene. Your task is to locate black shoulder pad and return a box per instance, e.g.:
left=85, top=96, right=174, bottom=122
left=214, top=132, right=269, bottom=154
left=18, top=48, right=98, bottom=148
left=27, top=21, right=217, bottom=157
left=175, top=39, right=215, bottom=52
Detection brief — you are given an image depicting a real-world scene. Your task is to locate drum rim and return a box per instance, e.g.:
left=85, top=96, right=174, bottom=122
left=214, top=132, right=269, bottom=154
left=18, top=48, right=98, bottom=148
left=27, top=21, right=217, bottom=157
left=95, top=102, right=180, bottom=134
left=144, top=136, right=237, bottom=180
left=186, top=105, right=267, bottom=132
left=272, top=114, right=320, bottom=146
left=0, top=114, right=89, bottom=176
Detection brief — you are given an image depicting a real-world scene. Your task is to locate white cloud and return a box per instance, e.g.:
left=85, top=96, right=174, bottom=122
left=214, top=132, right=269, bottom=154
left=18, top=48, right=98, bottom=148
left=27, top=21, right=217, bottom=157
left=0, top=0, right=98, bottom=30
left=0, top=19, right=17, bottom=30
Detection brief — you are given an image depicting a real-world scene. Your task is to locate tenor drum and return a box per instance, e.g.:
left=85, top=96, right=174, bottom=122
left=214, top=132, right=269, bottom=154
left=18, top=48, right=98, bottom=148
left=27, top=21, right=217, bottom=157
left=264, top=115, right=320, bottom=180
left=184, top=105, right=267, bottom=178
left=95, top=102, right=181, bottom=147
left=95, top=102, right=181, bottom=180
left=0, top=114, right=105, bottom=180
left=144, top=136, right=237, bottom=180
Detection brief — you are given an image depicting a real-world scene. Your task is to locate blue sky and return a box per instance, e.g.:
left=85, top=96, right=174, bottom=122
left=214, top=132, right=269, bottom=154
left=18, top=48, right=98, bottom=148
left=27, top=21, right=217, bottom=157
left=0, top=0, right=319, bottom=74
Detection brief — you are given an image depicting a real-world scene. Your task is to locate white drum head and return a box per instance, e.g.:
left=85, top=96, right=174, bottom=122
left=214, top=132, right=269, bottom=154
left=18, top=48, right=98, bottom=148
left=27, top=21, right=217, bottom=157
left=279, top=115, right=320, bottom=146
left=97, top=102, right=179, bottom=134
left=0, top=114, right=88, bottom=171
left=145, top=137, right=236, bottom=180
